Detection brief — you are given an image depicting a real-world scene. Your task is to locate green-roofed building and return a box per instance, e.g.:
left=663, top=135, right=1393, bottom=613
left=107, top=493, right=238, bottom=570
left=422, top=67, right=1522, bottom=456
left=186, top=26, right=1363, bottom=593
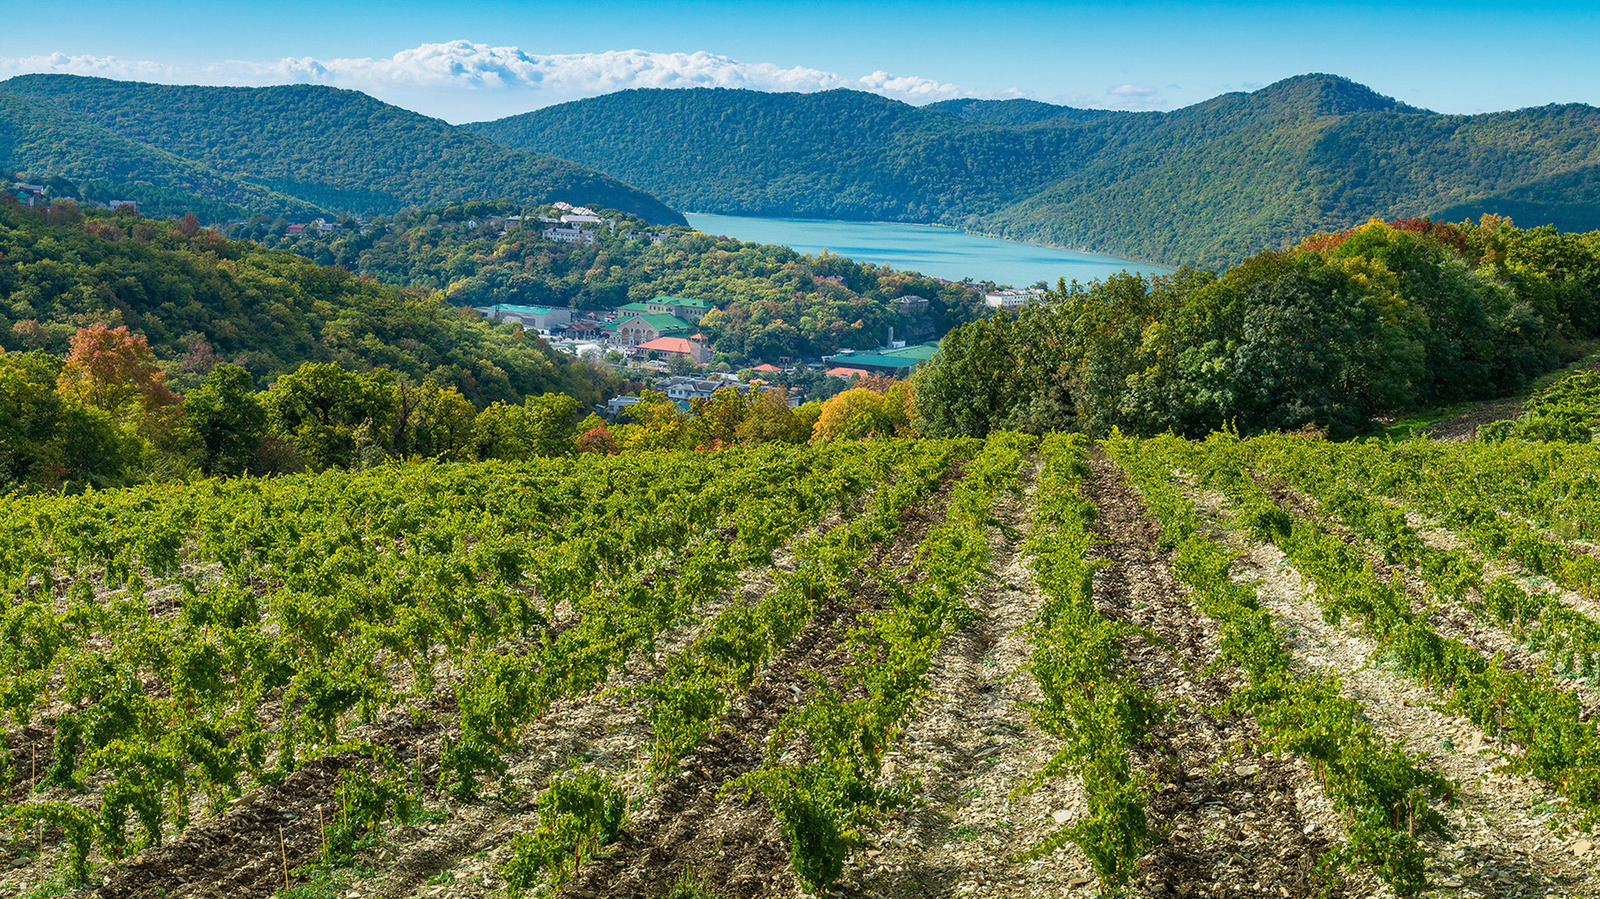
left=475, top=303, right=574, bottom=330
left=605, top=313, right=693, bottom=348
left=823, top=342, right=941, bottom=373
left=646, top=296, right=713, bottom=323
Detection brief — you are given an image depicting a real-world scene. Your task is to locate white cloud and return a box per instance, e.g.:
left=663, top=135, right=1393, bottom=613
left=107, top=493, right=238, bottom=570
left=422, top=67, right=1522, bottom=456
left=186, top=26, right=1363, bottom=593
left=2, top=51, right=182, bottom=83
left=0, top=40, right=996, bottom=121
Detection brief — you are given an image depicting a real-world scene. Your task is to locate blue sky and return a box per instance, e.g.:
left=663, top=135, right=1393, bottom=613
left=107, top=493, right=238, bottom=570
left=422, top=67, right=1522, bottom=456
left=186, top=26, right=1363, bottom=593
left=4, top=1, right=1596, bottom=122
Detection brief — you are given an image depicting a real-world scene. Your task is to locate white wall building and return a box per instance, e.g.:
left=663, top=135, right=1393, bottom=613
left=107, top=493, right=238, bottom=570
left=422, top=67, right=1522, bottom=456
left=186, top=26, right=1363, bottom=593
left=983, top=288, right=1047, bottom=309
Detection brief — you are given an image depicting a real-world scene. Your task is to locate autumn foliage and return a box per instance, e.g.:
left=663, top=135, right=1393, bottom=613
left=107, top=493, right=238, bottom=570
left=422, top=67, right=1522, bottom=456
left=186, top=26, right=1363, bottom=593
left=811, top=381, right=914, bottom=442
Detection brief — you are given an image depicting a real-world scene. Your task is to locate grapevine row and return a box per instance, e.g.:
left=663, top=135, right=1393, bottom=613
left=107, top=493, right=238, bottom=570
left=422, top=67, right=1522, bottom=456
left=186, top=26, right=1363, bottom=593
left=0, top=445, right=889, bottom=885
left=1247, top=434, right=1600, bottom=683
left=1106, top=434, right=1453, bottom=896
left=1174, top=433, right=1600, bottom=826
left=1016, top=433, right=1159, bottom=893
left=742, top=431, right=1033, bottom=894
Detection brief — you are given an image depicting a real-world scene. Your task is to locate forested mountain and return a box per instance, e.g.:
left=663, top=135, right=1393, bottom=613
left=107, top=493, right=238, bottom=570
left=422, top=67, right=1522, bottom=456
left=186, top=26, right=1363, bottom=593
left=0, top=74, right=685, bottom=225
left=470, top=74, right=1600, bottom=267
left=0, top=93, right=318, bottom=221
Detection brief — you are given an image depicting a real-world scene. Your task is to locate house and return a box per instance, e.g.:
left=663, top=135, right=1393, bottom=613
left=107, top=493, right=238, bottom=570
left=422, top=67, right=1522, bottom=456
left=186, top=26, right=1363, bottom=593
left=983, top=288, right=1046, bottom=309
left=659, top=376, right=736, bottom=403
left=604, top=313, right=692, bottom=348
left=606, top=394, right=644, bottom=416
left=607, top=377, right=749, bottom=416
left=286, top=223, right=306, bottom=235
left=750, top=363, right=784, bottom=374
left=108, top=200, right=138, bottom=213
left=560, top=213, right=603, bottom=225
left=645, top=296, right=712, bottom=324
left=10, top=184, right=44, bottom=206
left=476, top=304, right=575, bottom=331
left=825, top=367, right=872, bottom=380
left=636, top=335, right=709, bottom=365
left=894, top=295, right=930, bottom=312
left=543, top=226, right=597, bottom=245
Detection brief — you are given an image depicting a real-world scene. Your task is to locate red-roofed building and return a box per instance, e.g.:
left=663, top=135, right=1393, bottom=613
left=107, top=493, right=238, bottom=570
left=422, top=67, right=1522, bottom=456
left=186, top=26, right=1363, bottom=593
left=636, top=335, right=708, bottom=364
left=825, top=367, right=872, bottom=380
left=750, top=363, right=783, bottom=373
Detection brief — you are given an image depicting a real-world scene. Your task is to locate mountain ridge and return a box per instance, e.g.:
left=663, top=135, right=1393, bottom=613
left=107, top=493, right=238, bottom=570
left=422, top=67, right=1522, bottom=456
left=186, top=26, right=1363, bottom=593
left=0, top=74, right=685, bottom=225
left=470, top=73, right=1600, bottom=266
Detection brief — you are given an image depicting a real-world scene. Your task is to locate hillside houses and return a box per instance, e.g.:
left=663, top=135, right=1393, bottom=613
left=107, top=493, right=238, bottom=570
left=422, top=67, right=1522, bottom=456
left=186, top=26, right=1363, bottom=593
left=8, top=183, right=44, bottom=206
left=636, top=335, right=710, bottom=364
left=645, top=296, right=711, bottom=323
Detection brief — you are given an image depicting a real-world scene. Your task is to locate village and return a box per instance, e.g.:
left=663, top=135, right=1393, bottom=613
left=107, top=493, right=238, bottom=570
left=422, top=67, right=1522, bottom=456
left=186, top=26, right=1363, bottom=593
left=473, top=293, right=949, bottom=416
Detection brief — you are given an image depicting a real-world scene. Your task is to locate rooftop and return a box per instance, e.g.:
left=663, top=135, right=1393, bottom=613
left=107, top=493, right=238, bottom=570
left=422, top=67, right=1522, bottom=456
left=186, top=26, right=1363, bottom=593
left=602, top=313, right=692, bottom=333
left=481, top=303, right=559, bottom=316
left=637, top=337, right=697, bottom=354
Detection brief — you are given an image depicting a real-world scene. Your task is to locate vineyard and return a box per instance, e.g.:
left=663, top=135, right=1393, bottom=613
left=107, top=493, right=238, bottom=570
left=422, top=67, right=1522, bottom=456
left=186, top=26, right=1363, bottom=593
left=4, top=432, right=1600, bottom=899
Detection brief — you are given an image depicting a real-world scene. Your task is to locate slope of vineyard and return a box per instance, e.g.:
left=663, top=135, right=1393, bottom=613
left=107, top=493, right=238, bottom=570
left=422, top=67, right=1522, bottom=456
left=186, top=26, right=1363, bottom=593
left=5, top=432, right=1600, bottom=898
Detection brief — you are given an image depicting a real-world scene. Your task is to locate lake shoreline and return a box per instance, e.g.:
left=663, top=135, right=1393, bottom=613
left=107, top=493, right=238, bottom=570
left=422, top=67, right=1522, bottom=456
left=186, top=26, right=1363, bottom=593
left=682, top=212, right=1172, bottom=286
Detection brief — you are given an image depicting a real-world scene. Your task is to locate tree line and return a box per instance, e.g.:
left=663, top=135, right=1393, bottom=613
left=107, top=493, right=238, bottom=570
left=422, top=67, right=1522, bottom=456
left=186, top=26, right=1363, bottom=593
left=913, top=216, right=1600, bottom=439
left=0, top=318, right=921, bottom=490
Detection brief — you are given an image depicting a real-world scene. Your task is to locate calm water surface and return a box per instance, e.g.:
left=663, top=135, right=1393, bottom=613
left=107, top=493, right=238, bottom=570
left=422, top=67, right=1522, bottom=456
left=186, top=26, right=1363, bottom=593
left=685, top=213, right=1170, bottom=287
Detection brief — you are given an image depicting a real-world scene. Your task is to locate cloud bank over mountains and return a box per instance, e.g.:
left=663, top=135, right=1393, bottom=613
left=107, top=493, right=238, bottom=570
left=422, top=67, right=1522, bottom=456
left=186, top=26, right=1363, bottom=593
left=0, top=40, right=1165, bottom=122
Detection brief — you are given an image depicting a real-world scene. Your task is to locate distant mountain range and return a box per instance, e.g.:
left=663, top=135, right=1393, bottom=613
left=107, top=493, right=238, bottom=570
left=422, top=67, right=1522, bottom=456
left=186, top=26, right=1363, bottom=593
left=0, top=74, right=684, bottom=225
left=4, top=73, right=1597, bottom=269
left=468, top=74, right=1600, bottom=267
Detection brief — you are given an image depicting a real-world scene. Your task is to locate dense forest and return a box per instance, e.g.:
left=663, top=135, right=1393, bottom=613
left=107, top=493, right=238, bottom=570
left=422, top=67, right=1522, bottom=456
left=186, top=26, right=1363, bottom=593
left=0, top=93, right=319, bottom=221
left=470, top=74, right=1600, bottom=268
left=913, top=216, right=1600, bottom=439
left=0, top=74, right=684, bottom=225
left=241, top=201, right=988, bottom=363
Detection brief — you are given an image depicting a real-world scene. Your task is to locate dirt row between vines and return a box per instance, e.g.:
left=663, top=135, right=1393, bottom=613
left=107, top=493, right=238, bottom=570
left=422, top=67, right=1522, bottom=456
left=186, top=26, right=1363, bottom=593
left=821, top=454, right=1362, bottom=899
left=1189, top=480, right=1600, bottom=899
left=553, top=466, right=965, bottom=899
left=1082, top=458, right=1362, bottom=899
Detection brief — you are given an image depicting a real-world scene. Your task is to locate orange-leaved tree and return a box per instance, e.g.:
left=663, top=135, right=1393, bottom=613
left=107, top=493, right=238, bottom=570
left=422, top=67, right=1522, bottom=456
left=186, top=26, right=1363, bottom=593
left=56, top=324, right=180, bottom=430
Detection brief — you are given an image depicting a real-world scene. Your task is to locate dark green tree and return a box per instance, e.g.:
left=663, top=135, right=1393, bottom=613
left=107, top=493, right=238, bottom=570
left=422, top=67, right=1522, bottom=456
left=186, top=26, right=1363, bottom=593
left=179, top=364, right=267, bottom=476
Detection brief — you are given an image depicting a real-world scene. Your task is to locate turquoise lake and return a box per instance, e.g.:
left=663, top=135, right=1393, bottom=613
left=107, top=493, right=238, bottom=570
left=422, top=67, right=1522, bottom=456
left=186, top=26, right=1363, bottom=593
left=684, top=213, right=1171, bottom=287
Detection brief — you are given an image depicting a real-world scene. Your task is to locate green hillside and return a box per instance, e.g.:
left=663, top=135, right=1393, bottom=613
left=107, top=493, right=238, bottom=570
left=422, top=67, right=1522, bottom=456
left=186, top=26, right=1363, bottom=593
left=470, top=86, right=1108, bottom=224
left=0, top=201, right=614, bottom=406
left=0, top=92, right=320, bottom=220
left=470, top=74, right=1600, bottom=267
left=0, top=74, right=685, bottom=225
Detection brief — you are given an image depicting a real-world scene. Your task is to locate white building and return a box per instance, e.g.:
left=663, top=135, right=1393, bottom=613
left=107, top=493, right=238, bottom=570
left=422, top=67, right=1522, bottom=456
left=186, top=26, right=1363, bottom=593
left=983, top=288, right=1047, bottom=309
left=543, top=226, right=597, bottom=245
